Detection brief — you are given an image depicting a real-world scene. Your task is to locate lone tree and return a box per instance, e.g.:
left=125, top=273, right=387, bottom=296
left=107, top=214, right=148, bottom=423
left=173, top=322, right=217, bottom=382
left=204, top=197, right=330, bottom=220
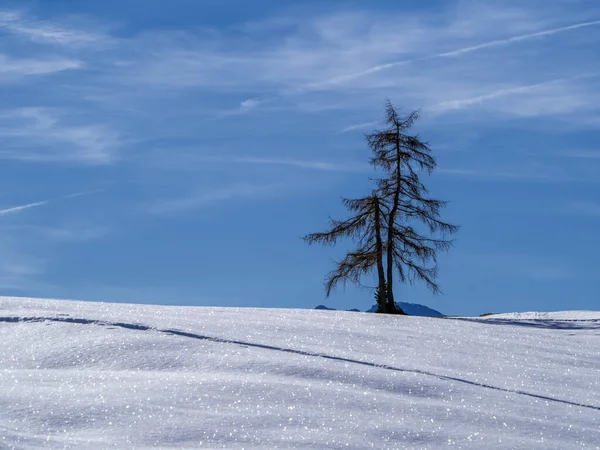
left=304, top=100, right=458, bottom=314
left=369, top=101, right=459, bottom=313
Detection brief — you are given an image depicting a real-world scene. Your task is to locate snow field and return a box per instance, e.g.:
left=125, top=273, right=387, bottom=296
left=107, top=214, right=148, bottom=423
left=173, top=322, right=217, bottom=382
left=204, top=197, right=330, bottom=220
left=1, top=297, right=599, bottom=449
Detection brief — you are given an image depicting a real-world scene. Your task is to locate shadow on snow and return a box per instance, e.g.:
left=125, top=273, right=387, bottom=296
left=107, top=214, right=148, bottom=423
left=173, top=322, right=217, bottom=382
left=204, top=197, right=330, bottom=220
left=1, top=315, right=599, bottom=413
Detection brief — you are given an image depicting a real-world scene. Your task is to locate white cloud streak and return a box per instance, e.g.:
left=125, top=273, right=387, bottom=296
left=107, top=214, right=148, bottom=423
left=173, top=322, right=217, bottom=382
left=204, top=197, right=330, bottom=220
left=438, top=19, right=600, bottom=58
left=0, top=108, right=120, bottom=164
left=310, top=19, right=600, bottom=90
left=339, top=121, right=379, bottom=133
left=0, top=189, right=104, bottom=217
left=148, top=184, right=284, bottom=215
left=63, top=188, right=106, bottom=199
left=192, top=155, right=369, bottom=172
left=0, top=53, right=82, bottom=76
left=430, top=74, right=600, bottom=113
left=0, top=10, right=109, bottom=47
left=233, top=157, right=369, bottom=172
left=0, top=201, right=49, bottom=216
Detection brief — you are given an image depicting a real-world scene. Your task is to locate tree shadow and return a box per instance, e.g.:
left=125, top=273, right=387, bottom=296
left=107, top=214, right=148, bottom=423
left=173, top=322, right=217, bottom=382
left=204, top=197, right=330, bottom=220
left=452, top=317, right=600, bottom=331
left=3, top=314, right=600, bottom=412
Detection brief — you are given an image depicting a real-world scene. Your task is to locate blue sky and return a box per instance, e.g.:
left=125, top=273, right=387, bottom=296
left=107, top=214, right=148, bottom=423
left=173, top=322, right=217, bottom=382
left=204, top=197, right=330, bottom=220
left=0, top=0, right=598, bottom=316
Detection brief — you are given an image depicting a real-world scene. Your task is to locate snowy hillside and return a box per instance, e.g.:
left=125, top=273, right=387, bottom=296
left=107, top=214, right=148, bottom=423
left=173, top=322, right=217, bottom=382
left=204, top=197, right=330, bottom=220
left=1, top=297, right=599, bottom=449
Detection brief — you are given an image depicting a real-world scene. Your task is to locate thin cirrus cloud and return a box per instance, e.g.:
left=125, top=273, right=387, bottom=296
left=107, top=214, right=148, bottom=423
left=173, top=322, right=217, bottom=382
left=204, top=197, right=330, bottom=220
left=305, top=18, right=600, bottom=91
left=148, top=183, right=285, bottom=215
left=231, top=157, right=369, bottom=172
left=0, top=10, right=110, bottom=47
left=6, top=4, right=592, bottom=126
left=339, top=121, right=379, bottom=134
left=222, top=15, right=600, bottom=118
left=429, top=72, right=600, bottom=114
left=437, top=162, right=600, bottom=184
left=0, top=108, right=121, bottom=164
left=0, top=201, right=49, bottom=216
left=437, top=18, right=600, bottom=57
left=0, top=189, right=105, bottom=217
left=0, top=53, right=82, bottom=76
left=186, top=155, right=370, bottom=173
left=0, top=3, right=597, bottom=178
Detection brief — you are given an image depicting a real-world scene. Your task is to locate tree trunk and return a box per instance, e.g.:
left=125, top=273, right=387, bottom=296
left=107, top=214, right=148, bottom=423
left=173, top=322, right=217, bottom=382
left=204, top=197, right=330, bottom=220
left=385, top=126, right=406, bottom=315
left=374, top=197, right=387, bottom=312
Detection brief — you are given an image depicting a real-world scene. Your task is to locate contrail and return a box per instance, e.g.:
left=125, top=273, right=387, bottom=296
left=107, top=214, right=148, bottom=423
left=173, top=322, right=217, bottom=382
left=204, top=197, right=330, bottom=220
left=235, top=18, right=600, bottom=113
left=438, top=19, right=600, bottom=58
left=431, top=72, right=600, bottom=112
left=305, top=19, right=600, bottom=90
left=62, top=188, right=105, bottom=199
left=0, top=201, right=49, bottom=216
left=0, top=188, right=105, bottom=217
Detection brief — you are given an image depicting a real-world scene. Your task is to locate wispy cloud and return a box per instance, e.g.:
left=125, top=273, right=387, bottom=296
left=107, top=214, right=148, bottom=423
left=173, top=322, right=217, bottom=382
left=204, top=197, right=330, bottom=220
left=230, top=157, right=369, bottom=172
left=63, top=188, right=107, bottom=199
left=430, top=73, right=600, bottom=113
left=183, top=155, right=369, bottom=173
left=0, top=108, right=121, bottom=164
left=239, top=98, right=264, bottom=113
left=431, top=82, right=554, bottom=113
left=46, top=2, right=597, bottom=129
left=0, top=10, right=110, bottom=47
left=437, top=167, right=557, bottom=182
left=0, top=53, right=82, bottom=77
left=162, top=10, right=599, bottom=123
left=339, top=121, right=378, bottom=133
left=525, top=265, right=572, bottom=281
left=148, top=183, right=284, bottom=215
left=0, top=201, right=48, bottom=216
left=308, top=19, right=600, bottom=90
left=218, top=98, right=272, bottom=117
left=0, top=189, right=105, bottom=217
left=438, top=161, right=600, bottom=183
left=0, top=222, right=111, bottom=243
left=438, top=19, right=600, bottom=57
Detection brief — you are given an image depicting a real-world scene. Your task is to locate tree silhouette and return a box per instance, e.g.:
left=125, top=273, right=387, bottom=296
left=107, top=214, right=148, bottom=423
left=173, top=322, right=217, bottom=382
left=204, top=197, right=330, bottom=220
left=368, top=101, right=458, bottom=313
left=303, top=194, right=389, bottom=312
left=305, top=101, right=458, bottom=314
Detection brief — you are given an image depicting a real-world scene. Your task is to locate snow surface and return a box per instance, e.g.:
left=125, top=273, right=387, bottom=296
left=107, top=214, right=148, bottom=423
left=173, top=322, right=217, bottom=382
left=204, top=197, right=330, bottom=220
left=487, top=310, right=600, bottom=320
left=1, top=296, right=599, bottom=449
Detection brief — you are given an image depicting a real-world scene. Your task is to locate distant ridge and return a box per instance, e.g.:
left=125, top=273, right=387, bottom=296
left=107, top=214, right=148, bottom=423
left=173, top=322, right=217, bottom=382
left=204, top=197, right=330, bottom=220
left=315, top=302, right=443, bottom=317
left=366, top=302, right=443, bottom=317
left=315, top=305, right=336, bottom=311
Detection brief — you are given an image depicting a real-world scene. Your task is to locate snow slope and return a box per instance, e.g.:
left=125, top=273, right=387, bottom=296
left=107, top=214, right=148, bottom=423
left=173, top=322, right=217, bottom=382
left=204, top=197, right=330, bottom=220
left=1, top=296, right=599, bottom=449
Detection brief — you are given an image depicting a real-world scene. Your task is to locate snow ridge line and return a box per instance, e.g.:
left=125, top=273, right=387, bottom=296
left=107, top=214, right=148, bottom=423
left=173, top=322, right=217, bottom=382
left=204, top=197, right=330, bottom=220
left=2, top=315, right=600, bottom=412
